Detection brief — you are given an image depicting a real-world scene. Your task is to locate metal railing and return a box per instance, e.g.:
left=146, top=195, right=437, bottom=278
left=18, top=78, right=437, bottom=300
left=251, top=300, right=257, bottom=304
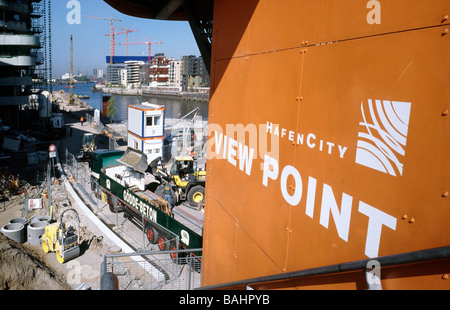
left=101, top=249, right=202, bottom=290
left=84, top=114, right=106, bottom=135
left=63, top=149, right=203, bottom=290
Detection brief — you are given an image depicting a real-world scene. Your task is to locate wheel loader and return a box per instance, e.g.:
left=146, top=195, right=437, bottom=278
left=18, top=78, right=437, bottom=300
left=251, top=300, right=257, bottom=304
left=77, top=133, right=96, bottom=162
left=150, top=156, right=206, bottom=206
left=41, top=208, right=80, bottom=264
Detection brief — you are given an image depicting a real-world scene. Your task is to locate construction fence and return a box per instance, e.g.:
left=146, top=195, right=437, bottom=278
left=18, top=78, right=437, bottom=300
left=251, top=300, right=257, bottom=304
left=101, top=250, right=202, bottom=290
left=62, top=149, right=203, bottom=290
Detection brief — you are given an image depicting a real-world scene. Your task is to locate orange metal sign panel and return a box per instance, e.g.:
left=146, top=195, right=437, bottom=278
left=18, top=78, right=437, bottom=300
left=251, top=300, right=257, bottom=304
left=203, top=0, right=450, bottom=289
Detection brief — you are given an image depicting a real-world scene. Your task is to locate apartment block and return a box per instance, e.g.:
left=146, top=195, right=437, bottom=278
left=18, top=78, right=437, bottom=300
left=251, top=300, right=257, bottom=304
left=181, top=55, right=209, bottom=91
left=148, top=53, right=170, bottom=86
left=169, top=59, right=181, bottom=90
left=0, top=0, right=44, bottom=128
left=106, top=60, right=144, bottom=87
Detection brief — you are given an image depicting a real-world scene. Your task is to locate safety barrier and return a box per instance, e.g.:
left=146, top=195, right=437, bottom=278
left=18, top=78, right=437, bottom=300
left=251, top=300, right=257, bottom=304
left=63, top=149, right=203, bottom=290
left=101, top=249, right=202, bottom=290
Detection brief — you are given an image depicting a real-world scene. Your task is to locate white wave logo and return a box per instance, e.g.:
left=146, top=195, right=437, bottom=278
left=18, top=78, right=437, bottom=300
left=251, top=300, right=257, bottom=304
left=355, top=99, right=411, bottom=176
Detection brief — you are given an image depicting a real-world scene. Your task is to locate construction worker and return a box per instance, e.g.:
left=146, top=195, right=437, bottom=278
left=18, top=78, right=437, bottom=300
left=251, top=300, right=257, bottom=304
left=164, top=182, right=175, bottom=210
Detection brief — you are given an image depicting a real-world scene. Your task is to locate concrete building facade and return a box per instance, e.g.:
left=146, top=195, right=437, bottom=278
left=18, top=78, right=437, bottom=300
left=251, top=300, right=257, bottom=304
left=0, top=0, right=44, bottom=128
left=169, top=59, right=181, bottom=90
left=107, top=60, right=144, bottom=87
left=181, top=55, right=209, bottom=91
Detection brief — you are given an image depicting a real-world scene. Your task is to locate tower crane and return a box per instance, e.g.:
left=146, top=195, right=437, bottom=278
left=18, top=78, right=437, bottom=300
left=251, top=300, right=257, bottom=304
left=116, top=36, right=162, bottom=63
left=115, top=27, right=138, bottom=56
left=83, top=15, right=122, bottom=64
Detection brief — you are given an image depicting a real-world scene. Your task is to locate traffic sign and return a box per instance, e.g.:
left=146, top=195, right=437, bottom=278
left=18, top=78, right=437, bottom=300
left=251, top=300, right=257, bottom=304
left=49, top=144, right=56, bottom=158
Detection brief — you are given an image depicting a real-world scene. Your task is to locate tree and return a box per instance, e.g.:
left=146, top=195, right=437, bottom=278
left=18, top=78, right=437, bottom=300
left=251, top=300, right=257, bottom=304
left=106, top=97, right=118, bottom=124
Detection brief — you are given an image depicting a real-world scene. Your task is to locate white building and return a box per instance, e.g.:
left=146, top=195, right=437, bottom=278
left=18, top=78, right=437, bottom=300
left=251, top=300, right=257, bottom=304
left=93, top=68, right=104, bottom=78
left=119, top=69, right=127, bottom=86
left=169, top=59, right=182, bottom=90
left=107, top=61, right=144, bottom=87
left=125, top=61, right=143, bottom=86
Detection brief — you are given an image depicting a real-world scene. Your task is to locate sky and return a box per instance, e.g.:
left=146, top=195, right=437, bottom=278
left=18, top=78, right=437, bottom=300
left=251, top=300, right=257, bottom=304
left=52, top=0, right=200, bottom=77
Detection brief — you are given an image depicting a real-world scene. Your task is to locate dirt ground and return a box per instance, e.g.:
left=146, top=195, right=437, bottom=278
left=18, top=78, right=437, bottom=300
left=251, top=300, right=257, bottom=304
left=0, top=232, right=71, bottom=290
left=0, top=164, right=117, bottom=290
left=0, top=98, right=119, bottom=290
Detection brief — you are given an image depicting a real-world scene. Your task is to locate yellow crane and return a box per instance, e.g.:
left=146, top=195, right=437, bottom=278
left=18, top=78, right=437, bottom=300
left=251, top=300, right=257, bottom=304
left=69, top=34, right=74, bottom=105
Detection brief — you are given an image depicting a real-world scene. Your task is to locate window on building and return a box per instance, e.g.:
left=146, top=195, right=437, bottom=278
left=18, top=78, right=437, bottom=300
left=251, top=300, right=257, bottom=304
left=146, top=116, right=161, bottom=126
left=146, top=148, right=160, bottom=154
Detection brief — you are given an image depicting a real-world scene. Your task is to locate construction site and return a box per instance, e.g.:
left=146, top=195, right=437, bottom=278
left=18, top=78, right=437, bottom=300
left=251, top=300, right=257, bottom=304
left=0, top=87, right=205, bottom=290
left=0, top=0, right=208, bottom=291
left=1, top=0, right=449, bottom=293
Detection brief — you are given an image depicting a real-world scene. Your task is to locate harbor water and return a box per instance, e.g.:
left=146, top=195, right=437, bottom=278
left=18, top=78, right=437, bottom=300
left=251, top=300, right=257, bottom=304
left=53, top=83, right=209, bottom=123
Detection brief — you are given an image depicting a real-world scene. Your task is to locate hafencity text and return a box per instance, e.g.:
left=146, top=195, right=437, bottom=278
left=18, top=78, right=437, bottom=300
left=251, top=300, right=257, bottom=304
left=210, top=118, right=398, bottom=258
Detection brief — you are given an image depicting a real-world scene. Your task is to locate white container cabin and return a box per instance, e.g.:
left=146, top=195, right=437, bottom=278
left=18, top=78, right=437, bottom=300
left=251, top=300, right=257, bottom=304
left=127, top=102, right=165, bottom=164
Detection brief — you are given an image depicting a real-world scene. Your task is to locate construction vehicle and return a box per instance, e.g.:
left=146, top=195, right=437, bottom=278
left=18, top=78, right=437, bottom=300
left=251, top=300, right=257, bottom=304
left=150, top=156, right=206, bottom=206
left=77, top=133, right=96, bottom=161
left=90, top=148, right=203, bottom=261
left=41, top=209, right=80, bottom=264
left=170, top=156, right=206, bottom=205
left=149, top=106, right=206, bottom=205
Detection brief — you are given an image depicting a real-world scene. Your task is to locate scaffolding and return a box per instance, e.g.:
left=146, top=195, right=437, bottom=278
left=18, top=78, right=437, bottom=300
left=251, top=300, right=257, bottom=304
left=31, top=0, right=52, bottom=93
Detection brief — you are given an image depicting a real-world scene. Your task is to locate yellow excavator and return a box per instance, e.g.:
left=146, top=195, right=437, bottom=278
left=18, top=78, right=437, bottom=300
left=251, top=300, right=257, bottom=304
left=41, top=209, right=80, bottom=264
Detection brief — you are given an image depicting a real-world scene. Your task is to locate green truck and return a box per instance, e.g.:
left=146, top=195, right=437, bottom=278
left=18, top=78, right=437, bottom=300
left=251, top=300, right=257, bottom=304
left=90, top=148, right=203, bottom=261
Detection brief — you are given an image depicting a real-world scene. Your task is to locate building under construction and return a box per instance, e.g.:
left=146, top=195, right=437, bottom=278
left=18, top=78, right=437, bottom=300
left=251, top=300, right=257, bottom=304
left=0, top=0, right=52, bottom=131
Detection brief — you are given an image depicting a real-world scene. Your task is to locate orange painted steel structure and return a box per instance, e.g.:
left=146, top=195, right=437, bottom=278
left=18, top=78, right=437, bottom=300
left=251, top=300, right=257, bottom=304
left=104, top=0, right=450, bottom=289
left=202, top=0, right=450, bottom=290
